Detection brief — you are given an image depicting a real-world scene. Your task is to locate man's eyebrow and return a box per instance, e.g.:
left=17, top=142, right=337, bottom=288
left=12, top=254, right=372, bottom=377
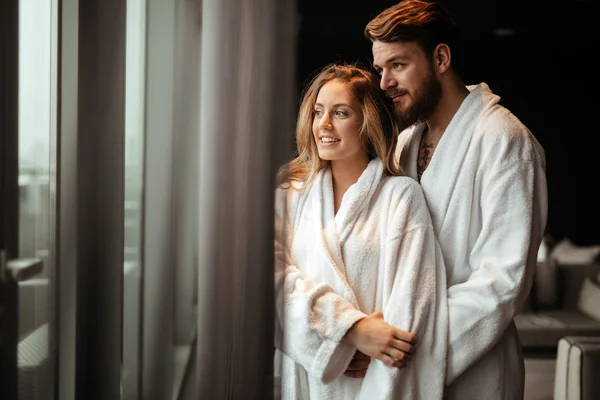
left=373, top=54, right=408, bottom=69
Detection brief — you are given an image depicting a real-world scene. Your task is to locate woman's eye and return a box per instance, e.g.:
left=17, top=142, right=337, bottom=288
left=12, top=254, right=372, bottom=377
left=313, top=109, right=323, bottom=116
left=335, top=110, right=347, bottom=117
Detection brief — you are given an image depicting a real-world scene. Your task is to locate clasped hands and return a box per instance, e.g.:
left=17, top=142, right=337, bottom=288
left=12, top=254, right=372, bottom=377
left=342, top=310, right=417, bottom=378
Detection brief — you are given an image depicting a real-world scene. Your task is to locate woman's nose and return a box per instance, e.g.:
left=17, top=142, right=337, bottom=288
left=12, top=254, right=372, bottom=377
left=319, top=114, right=332, bottom=130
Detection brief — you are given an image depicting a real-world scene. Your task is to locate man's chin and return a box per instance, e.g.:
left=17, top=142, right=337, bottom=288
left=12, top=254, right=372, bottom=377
left=393, top=111, right=417, bottom=132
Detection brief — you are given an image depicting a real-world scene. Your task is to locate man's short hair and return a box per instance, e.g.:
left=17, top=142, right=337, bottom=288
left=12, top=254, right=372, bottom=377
left=365, top=0, right=462, bottom=72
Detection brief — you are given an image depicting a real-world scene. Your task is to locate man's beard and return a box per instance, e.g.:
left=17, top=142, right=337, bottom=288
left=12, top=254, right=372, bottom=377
left=390, top=69, right=442, bottom=132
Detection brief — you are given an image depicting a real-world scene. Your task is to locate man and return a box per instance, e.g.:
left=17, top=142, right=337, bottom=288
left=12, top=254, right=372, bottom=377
left=351, top=1, right=548, bottom=398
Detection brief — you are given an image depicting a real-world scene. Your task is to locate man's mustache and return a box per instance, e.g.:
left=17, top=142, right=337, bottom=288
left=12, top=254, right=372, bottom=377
left=386, top=89, right=408, bottom=98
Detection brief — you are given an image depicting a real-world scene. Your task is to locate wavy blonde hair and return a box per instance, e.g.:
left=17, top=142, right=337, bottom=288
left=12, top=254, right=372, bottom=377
left=278, top=63, right=402, bottom=189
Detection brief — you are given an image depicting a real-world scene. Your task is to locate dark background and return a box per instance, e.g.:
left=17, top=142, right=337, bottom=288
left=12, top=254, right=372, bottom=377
left=296, top=0, right=600, bottom=246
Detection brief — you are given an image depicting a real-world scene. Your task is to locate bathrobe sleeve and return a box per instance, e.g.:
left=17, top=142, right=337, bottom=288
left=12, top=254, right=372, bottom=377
left=357, top=185, right=448, bottom=400
left=446, top=158, right=547, bottom=383
left=273, top=188, right=366, bottom=383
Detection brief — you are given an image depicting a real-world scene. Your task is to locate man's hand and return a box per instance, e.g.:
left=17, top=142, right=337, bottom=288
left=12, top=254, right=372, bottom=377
left=344, top=351, right=371, bottom=378
left=342, top=310, right=417, bottom=369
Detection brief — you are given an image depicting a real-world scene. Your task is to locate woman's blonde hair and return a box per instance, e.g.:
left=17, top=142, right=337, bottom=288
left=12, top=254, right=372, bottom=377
left=278, top=63, right=402, bottom=188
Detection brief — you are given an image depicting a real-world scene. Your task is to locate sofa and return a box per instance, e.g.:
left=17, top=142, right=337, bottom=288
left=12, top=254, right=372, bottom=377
left=515, top=261, right=600, bottom=349
left=515, top=238, right=600, bottom=399
left=553, top=335, right=600, bottom=400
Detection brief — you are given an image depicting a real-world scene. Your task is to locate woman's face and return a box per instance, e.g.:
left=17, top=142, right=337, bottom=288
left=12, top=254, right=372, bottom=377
left=312, top=80, right=366, bottom=163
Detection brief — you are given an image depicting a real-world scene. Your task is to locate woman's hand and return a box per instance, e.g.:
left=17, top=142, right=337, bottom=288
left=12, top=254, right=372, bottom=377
left=342, top=310, right=417, bottom=368
left=344, top=350, right=371, bottom=378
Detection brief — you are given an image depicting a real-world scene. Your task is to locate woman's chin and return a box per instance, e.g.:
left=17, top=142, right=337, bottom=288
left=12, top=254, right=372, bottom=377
left=317, top=150, right=339, bottom=161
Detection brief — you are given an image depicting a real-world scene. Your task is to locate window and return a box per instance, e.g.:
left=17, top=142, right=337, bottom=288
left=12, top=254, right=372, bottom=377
left=17, top=0, right=58, bottom=398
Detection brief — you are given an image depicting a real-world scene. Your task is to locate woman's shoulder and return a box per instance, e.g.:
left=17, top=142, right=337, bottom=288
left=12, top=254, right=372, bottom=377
left=379, top=175, right=425, bottom=202
left=377, top=176, right=431, bottom=226
left=274, top=179, right=308, bottom=218
left=275, top=180, right=305, bottom=199
left=283, top=179, right=305, bottom=190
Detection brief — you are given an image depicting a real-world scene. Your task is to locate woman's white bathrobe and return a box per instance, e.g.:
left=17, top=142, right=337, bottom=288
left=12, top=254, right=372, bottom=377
left=274, top=158, right=448, bottom=400
left=396, top=83, right=548, bottom=400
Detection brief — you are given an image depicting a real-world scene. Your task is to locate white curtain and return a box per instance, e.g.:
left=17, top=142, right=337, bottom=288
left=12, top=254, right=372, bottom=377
left=196, top=0, right=296, bottom=398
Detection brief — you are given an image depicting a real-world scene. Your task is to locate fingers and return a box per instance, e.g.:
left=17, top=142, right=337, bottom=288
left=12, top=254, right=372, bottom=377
left=347, top=358, right=371, bottom=371
left=344, top=369, right=368, bottom=379
left=371, top=310, right=418, bottom=346
left=384, top=336, right=415, bottom=367
left=378, top=353, right=408, bottom=369
left=345, top=350, right=371, bottom=375
left=393, top=329, right=418, bottom=346
left=390, top=337, right=416, bottom=355
left=385, top=347, right=411, bottom=363
left=353, top=351, right=370, bottom=361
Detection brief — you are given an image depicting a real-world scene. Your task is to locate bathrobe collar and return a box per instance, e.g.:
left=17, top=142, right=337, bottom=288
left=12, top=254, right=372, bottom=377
left=312, top=158, right=384, bottom=306
left=398, top=83, right=500, bottom=233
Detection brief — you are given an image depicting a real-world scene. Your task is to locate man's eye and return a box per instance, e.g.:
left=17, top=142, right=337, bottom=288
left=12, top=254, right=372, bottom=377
left=393, top=63, right=403, bottom=69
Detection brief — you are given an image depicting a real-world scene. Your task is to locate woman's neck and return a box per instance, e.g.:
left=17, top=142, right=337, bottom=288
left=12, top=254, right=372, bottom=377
left=330, top=154, right=369, bottom=214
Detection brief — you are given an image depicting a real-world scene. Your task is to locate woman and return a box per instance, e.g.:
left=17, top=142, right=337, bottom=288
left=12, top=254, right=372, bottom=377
left=274, top=64, right=448, bottom=399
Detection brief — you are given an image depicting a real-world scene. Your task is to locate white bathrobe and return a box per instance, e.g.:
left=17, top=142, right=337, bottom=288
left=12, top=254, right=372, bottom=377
left=274, top=158, right=448, bottom=400
left=396, top=83, right=548, bottom=400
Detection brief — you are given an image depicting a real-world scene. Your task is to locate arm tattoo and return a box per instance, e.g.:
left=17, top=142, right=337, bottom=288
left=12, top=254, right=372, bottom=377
left=417, top=142, right=434, bottom=181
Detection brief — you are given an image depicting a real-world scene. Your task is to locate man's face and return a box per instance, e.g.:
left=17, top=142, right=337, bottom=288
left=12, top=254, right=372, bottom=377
left=372, top=40, right=442, bottom=131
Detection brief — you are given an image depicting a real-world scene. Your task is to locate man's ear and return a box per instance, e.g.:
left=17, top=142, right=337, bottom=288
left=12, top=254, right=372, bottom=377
left=433, top=43, right=451, bottom=74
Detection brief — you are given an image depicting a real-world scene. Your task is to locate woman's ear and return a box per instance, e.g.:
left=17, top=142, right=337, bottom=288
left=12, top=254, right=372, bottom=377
left=434, top=43, right=451, bottom=74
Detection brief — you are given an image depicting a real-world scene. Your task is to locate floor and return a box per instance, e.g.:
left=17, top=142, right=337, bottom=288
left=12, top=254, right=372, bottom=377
left=524, top=349, right=557, bottom=400
left=180, top=351, right=559, bottom=400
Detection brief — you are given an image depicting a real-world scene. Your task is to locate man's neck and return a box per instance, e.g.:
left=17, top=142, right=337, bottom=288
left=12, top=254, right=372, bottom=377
left=425, top=78, right=470, bottom=141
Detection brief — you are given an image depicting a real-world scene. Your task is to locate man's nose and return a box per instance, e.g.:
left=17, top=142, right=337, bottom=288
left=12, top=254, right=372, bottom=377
left=380, top=71, right=397, bottom=91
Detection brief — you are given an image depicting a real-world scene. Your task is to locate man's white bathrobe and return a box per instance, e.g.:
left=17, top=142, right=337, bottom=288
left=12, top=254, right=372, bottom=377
left=396, top=83, right=548, bottom=400
left=274, top=158, right=448, bottom=400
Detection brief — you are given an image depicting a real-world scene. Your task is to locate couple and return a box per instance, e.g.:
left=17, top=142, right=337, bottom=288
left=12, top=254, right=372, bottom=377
left=274, top=1, right=548, bottom=399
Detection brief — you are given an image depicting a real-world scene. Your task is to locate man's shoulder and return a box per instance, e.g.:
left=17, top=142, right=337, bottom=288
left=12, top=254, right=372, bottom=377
left=476, top=101, right=529, bottom=140
left=473, top=104, right=545, bottom=167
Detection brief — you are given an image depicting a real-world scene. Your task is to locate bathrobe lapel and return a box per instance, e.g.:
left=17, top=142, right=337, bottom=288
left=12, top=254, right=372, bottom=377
left=314, top=159, right=384, bottom=309
left=318, top=168, right=347, bottom=278
left=334, top=159, right=383, bottom=243
left=398, top=84, right=488, bottom=234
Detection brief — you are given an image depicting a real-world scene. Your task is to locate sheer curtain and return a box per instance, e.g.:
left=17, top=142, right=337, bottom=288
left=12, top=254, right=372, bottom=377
left=196, top=0, right=296, bottom=398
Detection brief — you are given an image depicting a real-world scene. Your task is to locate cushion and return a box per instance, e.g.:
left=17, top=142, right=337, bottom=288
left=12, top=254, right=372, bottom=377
left=515, top=311, right=600, bottom=348
left=578, top=277, right=600, bottom=322
left=556, top=263, right=600, bottom=309
left=534, top=238, right=559, bottom=308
